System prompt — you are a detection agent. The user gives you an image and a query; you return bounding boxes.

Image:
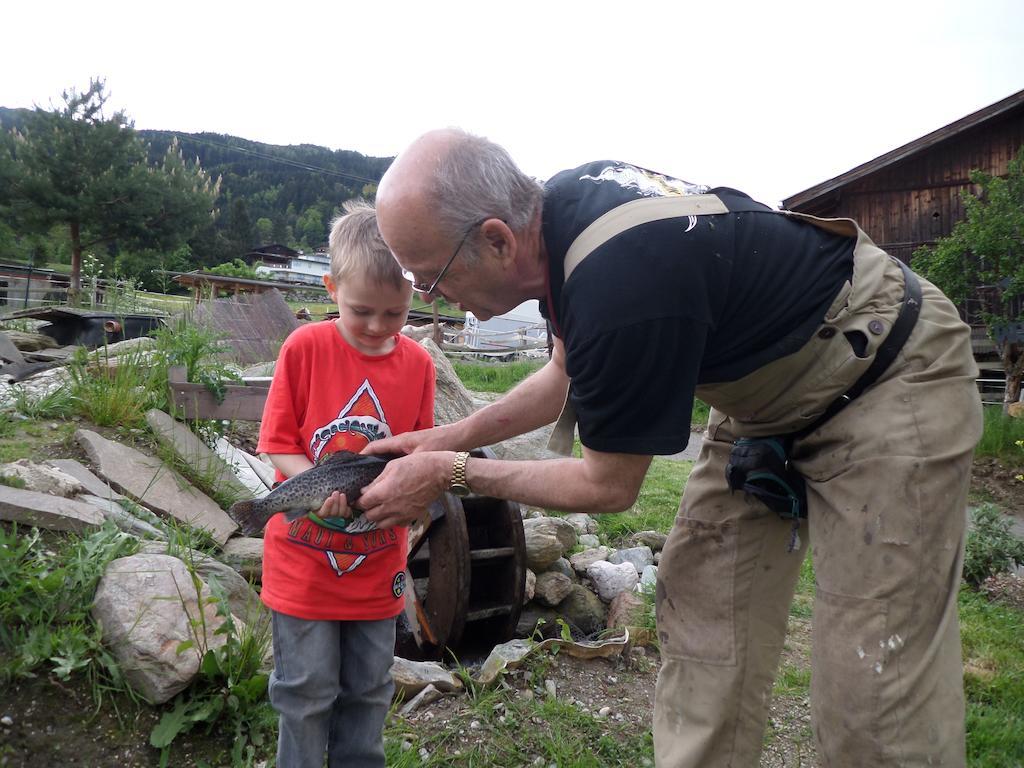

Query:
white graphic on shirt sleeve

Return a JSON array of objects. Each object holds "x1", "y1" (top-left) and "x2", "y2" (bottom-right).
[{"x1": 579, "y1": 163, "x2": 710, "y2": 198}]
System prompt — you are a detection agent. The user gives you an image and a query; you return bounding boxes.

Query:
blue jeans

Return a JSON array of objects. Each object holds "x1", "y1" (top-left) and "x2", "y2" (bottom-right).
[{"x1": 269, "y1": 611, "x2": 396, "y2": 768}]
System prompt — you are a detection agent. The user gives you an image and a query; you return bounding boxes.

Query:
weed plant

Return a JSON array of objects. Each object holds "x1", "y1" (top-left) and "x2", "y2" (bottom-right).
[
  {"x1": 65, "y1": 345, "x2": 162, "y2": 429},
  {"x1": 149, "y1": 565, "x2": 274, "y2": 767},
  {"x1": 0, "y1": 522, "x2": 138, "y2": 702}
]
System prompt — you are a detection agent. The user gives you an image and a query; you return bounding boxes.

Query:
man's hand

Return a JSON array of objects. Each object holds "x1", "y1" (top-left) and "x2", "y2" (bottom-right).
[
  {"x1": 362, "y1": 423, "x2": 462, "y2": 457},
  {"x1": 359, "y1": 451, "x2": 452, "y2": 530}
]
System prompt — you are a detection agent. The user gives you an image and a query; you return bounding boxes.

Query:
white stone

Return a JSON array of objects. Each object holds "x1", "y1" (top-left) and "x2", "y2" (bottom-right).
[{"x1": 586, "y1": 560, "x2": 639, "y2": 602}]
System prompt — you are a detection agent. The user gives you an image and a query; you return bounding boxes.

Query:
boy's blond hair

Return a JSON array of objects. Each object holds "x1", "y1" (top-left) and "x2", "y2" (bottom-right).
[{"x1": 327, "y1": 199, "x2": 407, "y2": 290}]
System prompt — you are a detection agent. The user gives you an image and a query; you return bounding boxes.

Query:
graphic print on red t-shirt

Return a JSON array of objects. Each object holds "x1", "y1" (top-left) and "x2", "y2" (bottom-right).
[
  {"x1": 309, "y1": 379, "x2": 393, "y2": 462},
  {"x1": 291, "y1": 378, "x2": 398, "y2": 578}
]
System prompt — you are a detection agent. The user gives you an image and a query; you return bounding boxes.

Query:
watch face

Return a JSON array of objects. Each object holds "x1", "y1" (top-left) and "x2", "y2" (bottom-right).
[{"x1": 450, "y1": 483, "x2": 471, "y2": 498}]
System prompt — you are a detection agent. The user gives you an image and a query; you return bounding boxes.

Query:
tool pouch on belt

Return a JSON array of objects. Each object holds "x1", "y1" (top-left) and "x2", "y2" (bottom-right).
[{"x1": 725, "y1": 437, "x2": 808, "y2": 520}]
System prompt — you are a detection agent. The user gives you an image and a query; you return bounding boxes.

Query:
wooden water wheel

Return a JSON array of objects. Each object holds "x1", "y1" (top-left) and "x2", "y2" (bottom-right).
[{"x1": 396, "y1": 447, "x2": 527, "y2": 661}]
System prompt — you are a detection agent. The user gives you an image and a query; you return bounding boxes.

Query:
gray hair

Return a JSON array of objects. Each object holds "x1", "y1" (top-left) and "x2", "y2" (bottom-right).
[
  {"x1": 430, "y1": 130, "x2": 544, "y2": 256},
  {"x1": 327, "y1": 199, "x2": 407, "y2": 290}
]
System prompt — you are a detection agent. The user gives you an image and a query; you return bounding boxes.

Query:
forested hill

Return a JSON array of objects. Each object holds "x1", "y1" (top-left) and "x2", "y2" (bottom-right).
[
  {"x1": 0, "y1": 105, "x2": 393, "y2": 261},
  {"x1": 139, "y1": 129, "x2": 393, "y2": 233}
]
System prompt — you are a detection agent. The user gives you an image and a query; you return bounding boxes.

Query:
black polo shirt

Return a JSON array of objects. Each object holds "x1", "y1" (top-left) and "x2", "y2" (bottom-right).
[{"x1": 540, "y1": 160, "x2": 854, "y2": 455}]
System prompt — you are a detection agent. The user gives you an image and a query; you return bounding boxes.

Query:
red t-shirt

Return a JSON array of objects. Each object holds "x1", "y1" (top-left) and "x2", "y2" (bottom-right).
[{"x1": 256, "y1": 321, "x2": 435, "y2": 620}]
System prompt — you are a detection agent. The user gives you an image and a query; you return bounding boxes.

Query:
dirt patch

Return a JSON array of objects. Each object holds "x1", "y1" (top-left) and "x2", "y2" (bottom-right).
[{"x1": 971, "y1": 456, "x2": 1024, "y2": 518}]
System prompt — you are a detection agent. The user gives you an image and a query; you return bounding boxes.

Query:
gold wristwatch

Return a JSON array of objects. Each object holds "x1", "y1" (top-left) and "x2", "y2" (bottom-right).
[{"x1": 449, "y1": 451, "x2": 471, "y2": 497}]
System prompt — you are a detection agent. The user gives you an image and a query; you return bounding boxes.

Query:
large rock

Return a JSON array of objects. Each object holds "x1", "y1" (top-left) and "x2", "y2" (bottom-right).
[
  {"x1": 533, "y1": 571, "x2": 574, "y2": 607},
  {"x1": 608, "y1": 546, "x2": 655, "y2": 573},
  {"x1": 139, "y1": 543, "x2": 263, "y2": 624},
  {"x1": 587, "y1": 560, "x2": 640, "y2": 603},
  {"x1": 515, "y1": 604, "x2": 561, "y2": 638},
  {"x1": 629, "y1": 530, "x2": 669, "y2": 552},
  {"x1": 221, "y1": 537, "x2": 265, "y2": 582},
  {"x1": 563, "y1": 513, "x2": 599, "y2": 535},
  {"x1": 0, "y1": 484, "x2": 104, "y2": 533},
  {"x1": 4, "y1": 330, "x2": 58, "y2": 352},
  {"x1": 0, "y1": 460, "x2": 83, "y2": 497},
  {"x1": 75, "y1": 429, "x2": 237, "y2": 545},
  {"x1": 569, "y1": 546, "x2": 613, "y2": 575},
  {"x1": 524, "y1": 568, "x2": 536, "y2": 603},
  {"x1": 389, "y1": 657, "x2": 463, "y2": 700},
  {"x1": 419, "y1": 338, "x2": 475, "y2": 426},
  {"x1": 92, "y1": 554, "x2": 230, "y2": 704},
  {"x1": 545, "y1": 557, "x2": 578, "y2": 582},
  {"x1": 146, "y1": 410, "x2": 253, "y2": 504},
  {"x1": 45, "y1": 459, "x2": 129, "y2": 501},
  {"x1": 557, "y1": 584, "x2": 608, "y2": 636},
  {"x1": 79, "y1": 494, "x2": 166, "y2": 539},
  {"x1": 523, "y1": 516, "x2": 577, "y2": 571},
  {"x1": 606, "y1": 590, "x2": 646, "y2": 630}
]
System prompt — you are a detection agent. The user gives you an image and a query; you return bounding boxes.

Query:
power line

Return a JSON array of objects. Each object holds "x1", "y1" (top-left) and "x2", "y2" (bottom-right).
[{"x1": 147, "y1": 130, "x2": 385, "y2": 186}]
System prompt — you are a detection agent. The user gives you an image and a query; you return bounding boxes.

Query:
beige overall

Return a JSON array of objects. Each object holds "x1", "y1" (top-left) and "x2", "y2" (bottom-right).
[{"x1": 551, "y1": 199, "x2": 981, "y2": 767}]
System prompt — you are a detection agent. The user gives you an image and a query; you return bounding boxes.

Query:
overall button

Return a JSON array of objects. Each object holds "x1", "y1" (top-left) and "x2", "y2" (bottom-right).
[
  {"x1": 818, "y1": 327, "x2": 836, "y2": 339},
  {"x1": 868, "y1": 320, "x2": 885, "y2": 335}
]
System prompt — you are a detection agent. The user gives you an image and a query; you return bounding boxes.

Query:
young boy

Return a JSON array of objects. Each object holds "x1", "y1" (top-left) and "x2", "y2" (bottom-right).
[{"x1": 256, "y1": 199, "x2": 435, "y2": 768}]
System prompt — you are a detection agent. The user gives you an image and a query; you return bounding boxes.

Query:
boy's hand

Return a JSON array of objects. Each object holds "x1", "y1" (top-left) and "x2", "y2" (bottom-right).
[{"x1": 317, "y1": 490, "x2": 353, "y2": 520}]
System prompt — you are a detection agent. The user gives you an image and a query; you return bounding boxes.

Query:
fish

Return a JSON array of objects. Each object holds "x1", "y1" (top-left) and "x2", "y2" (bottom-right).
[{"x1": 227, "y1": 450, "x2": 393, "y2": 536}]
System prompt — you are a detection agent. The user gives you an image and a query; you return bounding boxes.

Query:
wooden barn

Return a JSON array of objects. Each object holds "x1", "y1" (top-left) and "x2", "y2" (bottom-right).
[
  {"x1": 783, "y1": 88, "x2": 1024, "y2": 266},
  {"x1": 783, "y1": 88, "x2": 1024, "y2": 403}
]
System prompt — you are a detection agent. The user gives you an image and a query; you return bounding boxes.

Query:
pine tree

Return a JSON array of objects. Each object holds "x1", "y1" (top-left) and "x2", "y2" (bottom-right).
[{"x1": 0, "y1": 78, "x2": 218, "y2": 299}]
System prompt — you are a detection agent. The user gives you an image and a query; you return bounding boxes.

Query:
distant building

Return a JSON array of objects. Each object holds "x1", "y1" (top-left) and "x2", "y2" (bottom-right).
[
  {"x1": 256, "y1": 251, "x2": 331, "y2": 286},
  {"x1": 464, "y1": 300, "x2": 548, "y2": 352},
  {"x1": 242, "y1": 244, "x2": 301, "y2": 268}
]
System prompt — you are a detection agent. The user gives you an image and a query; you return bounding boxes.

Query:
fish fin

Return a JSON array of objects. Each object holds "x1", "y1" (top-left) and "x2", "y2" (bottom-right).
[
  {"x1": 228, "y1": 499, "x2": 269, "y2": 537},
  {"x1": 316, "y1": 450, "x2": 361, "y2": 466},
  {"x1": 282, "y1": 507, "x2": 311, "y2": 522}
]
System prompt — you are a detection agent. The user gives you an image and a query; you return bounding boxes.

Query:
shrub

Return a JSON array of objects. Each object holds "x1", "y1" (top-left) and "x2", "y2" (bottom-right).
[{"x1": 963, "y1": 504, "x2": 1024, "y2": 586}]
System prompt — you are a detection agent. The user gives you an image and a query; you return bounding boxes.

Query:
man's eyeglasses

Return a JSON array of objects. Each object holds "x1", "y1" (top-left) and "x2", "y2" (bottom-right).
[{"x1": 401, "y1": 218, "x2": 488, "y2": 298}]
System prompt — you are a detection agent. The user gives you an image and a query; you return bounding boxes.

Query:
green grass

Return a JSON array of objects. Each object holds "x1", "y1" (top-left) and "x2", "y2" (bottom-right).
[
  {"x1": 0, "y1": 522, "x2": 139, "y2": 698},
  {"x1": 594, "y1": 456, "x2": 692, "y2": 542},
  {"x1": 960, "y1": 588, "x2": 1024, "y2": 766},
  {"x1": 975, "y1": 405, "x2": 1024, "y2": 459},
  {"x1": 451, "y1": 360, "x2": 544, "y2": 393}
]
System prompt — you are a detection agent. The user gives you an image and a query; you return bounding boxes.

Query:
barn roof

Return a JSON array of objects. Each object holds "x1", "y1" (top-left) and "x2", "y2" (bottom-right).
[{"x1": 783, "y1": 88, "x2": 1024, "y2": 210}]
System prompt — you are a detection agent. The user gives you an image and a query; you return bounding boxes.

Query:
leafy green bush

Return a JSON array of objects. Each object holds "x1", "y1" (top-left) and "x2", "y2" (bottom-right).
[
  {"x1": 151, "y1": 315, "x2": 243, "y2": 405},
  {"x1": 963, "y1": 504, "x2": 1024, "y2": 586}
]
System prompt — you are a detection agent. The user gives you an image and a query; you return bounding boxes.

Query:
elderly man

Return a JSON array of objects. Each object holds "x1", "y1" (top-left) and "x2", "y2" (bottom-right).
[{"x1": 358, "y1": 128, "x2": 981, "y2": 768}]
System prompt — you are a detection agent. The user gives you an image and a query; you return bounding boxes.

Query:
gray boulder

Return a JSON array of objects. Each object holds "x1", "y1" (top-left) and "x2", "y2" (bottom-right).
[
  {"x1": 587, "y1": 560, "x2": 640, "y2": 603},
  {"x1": 533, "y1": 571, "x2": 574, "y2": 607},
  {"x1": 557, "y1": 584, "x2": 608, "y2": 637},
  {"x1": 523, "y1": 516, "x2": 577, "y2": 571},
  {"x1": 609, "y1": 546, "x2": 655, "y2": 573},
  {"x1": 92, "y1": 554, "x2": 230, "y2": 704}
]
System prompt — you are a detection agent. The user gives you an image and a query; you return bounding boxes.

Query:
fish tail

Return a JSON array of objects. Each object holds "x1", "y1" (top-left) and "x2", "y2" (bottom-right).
[{"x1": 227, "y1": 499, "x2": 270, "y2": 537}]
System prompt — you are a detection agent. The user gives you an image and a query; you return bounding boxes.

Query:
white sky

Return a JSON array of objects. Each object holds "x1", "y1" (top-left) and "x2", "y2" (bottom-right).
[{"x1": 4, "y1": 0, "x2": 1023, "y2": 208}]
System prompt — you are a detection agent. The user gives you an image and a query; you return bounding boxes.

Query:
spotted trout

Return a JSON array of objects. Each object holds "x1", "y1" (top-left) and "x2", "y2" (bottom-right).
[{"x1": 228, "y1": 450, "x2": 394, "y2": 536}]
